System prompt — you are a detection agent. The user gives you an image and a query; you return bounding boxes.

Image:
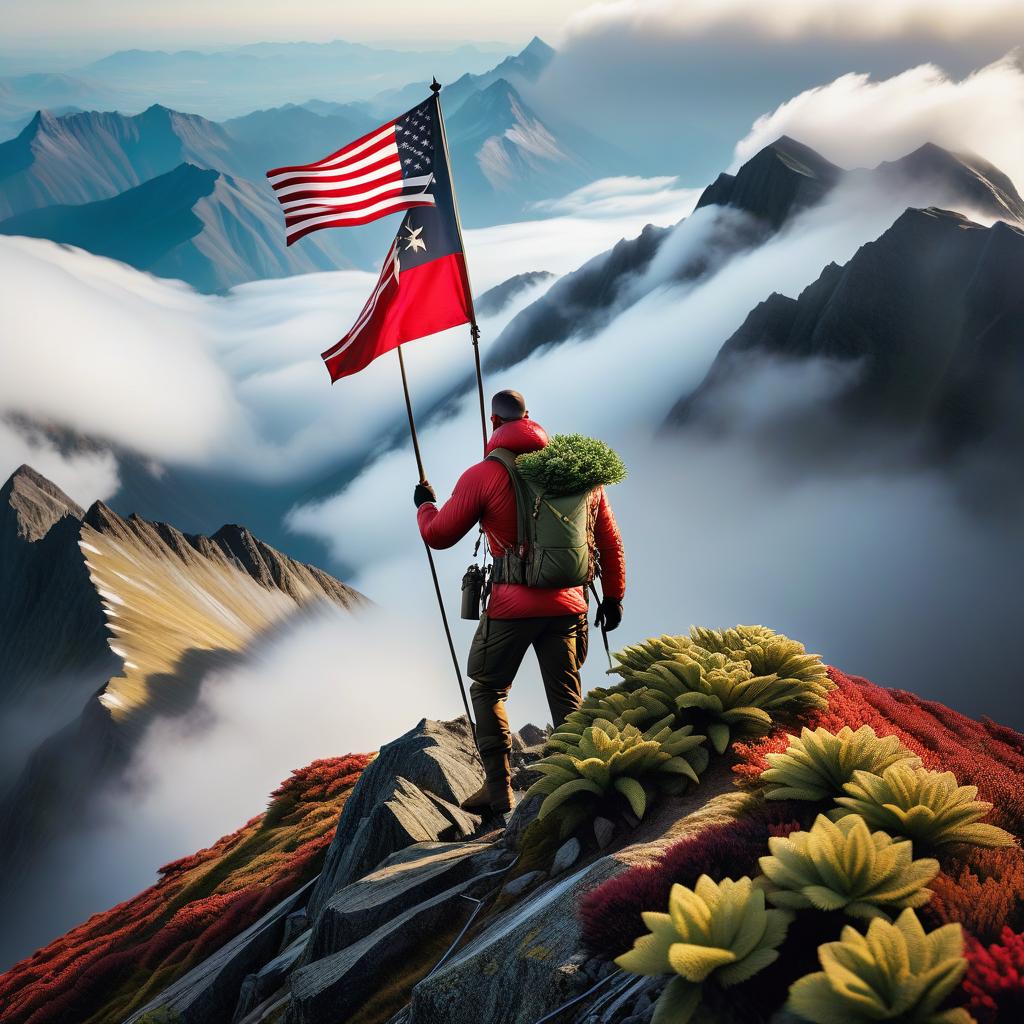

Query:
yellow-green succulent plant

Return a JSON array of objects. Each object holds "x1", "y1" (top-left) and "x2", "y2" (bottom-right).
[
  {"x1": 526, "y1": 717, "x2": 708, "y2": 824},
  {"x1": 831, "y1": 764, "x2": 1016, "y2": 850},
  {"x1": 610, "y1": 634, "x2": 693, "y2": 685},
  {"x1": 546, "y1": 687, "x2": 670, "y2": 751},
  {"x1": 759, "y1": 814, "x2": 939, "y2": 920},
  {"x1": 786, "y1": 908, "x2": 972, "y2": 1024},
  {"x1": 615, "y1": 875, "x2": 793, "y2": 1024},
  {"x1": 760, "y1": 725, "x2": 922, "y2": 802}
]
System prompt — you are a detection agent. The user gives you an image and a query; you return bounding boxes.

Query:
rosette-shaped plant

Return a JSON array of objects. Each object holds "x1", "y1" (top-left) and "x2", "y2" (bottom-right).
[
  {"x1": 761, "y1": 725, "x2": 922, "y2": 802},
  {"x1": 546, "y1": 687, "x2": 670, "y2": 751},
  {"x1": 786, "y1": 908, "x2": 971, "y2": 1023},
  {"x1": 832, "y1": 764, "x2": 1016, "y2": 850},
  {"x1": 610, "y1": 634, "x2": 692, "y2": 685},
  {"x1": 689, "y1": 624, "x2": 779, "y2": 654},
  {"x1": 615, "y1": 875, "x2": 793, "y2": 1024},
  {"x1": 759, "y1": 814, "x2": 939, "y2": 920},
  {"x1": 526, "y1": 717, "x2": 708, "y2": 824}
]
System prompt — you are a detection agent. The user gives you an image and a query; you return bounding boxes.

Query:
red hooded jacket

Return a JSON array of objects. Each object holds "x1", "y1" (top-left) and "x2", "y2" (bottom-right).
[{"x1": 417, "y1": 418, "x2": 626, "y2": 619}]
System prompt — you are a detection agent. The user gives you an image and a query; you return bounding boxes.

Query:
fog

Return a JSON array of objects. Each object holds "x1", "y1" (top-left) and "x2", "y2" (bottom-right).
[{"x1": 0, "y1": 175, "x2": 695, "y2": 500}]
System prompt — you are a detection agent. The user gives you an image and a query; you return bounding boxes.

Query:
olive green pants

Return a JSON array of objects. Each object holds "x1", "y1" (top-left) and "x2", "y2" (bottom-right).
[{"x1": 467, "y1": 612, "x2": 588, "y2": 756}]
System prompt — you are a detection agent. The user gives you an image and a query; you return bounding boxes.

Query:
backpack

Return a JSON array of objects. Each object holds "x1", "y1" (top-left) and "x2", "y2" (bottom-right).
[{"x1": 487, "y1": 447, "x2": 598, "y2": 589}]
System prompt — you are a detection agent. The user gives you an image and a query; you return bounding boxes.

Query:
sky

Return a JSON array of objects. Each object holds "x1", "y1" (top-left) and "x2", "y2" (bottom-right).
[{"x1": 0, "y1": 0, "x2": 588, "y2": 50}]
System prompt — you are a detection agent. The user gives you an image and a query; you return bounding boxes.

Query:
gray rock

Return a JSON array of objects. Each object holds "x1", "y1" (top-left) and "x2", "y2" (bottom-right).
[
  {"x1": 501, "y1": 792, "x2": 542, "y2": 849},
  {"x1": 280, "y1": 909, "x2": 307, "y2": 950},
  {"x1": 594, "y1": 817, "x2": 616, "y2": 849},
  {"x1": 123, "y1": 878, "x2": 315, "y2": 1024},
  {"x1": 287, "y1": 875, "x2": 485, "y2": 1024},
  {"x1": 307, "y1": 840, "x2": 494, "y2": 960},
  {"x1": 550, "y1": 837, "x2": 581, "y2": 876},
  {"x1": 517, "y1": 722, "x2": 547, "y2": 746},
  {"x1": 308, "y1": 717, "x2": 483, "y2": 916},
  {"x1": 501, "y1": 869, "x2": 545, "y2": 897}
]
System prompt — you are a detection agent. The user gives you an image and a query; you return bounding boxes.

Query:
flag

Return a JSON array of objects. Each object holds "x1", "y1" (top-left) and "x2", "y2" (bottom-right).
[
  {"x1": 266, "y1": 100, "x2": 440, "y2": 246},
  {"x1": 317, "y1": 99, "x2": 473, "y2": 382}
]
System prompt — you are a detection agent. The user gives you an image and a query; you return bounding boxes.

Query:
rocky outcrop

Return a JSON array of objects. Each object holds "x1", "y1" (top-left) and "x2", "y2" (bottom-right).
[{"x1": 308, "y1": 716, "x2": 485, "y2": 917}]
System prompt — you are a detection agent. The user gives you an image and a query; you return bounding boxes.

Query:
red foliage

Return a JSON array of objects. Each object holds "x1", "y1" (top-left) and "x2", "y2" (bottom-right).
[
  {"x1": 578, "y1": 802, "x2": 805, "y2": 960},
  {"x1": 0, "y1": 752, "x2": 370, "y2": 1024},
  {"x1": 923, "y1": 847, "x2": 1024, "y2": 944},
  {"x1": 963, "y1": 927, "x2": 1024, "y2": 1024}
]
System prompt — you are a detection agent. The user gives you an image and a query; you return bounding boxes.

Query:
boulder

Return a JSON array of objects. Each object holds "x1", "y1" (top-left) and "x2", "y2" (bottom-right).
[
  {"x1": 308, "y1": 717, "x2": 484, "y2": 916},
  {"x1": 307, "y1": 840, "x2": 496, "y2": 960},
  {"x1": 287, "y1": 875, "x2": 489, "y2": 1024},
  {"x1": 550, "y1": 837, "x2": 581, "y2": 876}
]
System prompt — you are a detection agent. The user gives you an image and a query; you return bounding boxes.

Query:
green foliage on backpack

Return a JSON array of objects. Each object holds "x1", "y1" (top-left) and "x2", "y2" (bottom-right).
[
  {"x1": 615, "y1": 875, "x2": 793, "y2": 1024},
  {"x1": 515, "y1": 433, "x2": 626, "y2": 495},
  {"x1": 786, "y1": 909, "x2": 972, "y2": 1024},
  {"x1": 759, "y1": 813, "x2": 939, "y2": 921},
  {"x1": 761, "y1": 725, "x2": 922, "y2": 802},
  {"x1": 831, "y1": 764, "x2": 1016, "y2": 850}
]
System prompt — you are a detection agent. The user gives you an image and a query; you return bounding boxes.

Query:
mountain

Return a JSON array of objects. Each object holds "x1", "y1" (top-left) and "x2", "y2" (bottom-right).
[
  {"x1": 0, "y1": 465, "x2": 366, "y2": 964},
  {"x1": 0, "y1": 466, "x2": 118, "y2": 783},
  {"x1": 446, "y1": 78, "x2": 627, "y2": 225},
  {"x1": 3, "y1": 624, "x2": 1020, "y2": 1024},
  {"x1": 0, "y1": 104, "x2": 246, "y2": 219},
  {"x1": 0, "y1": 161, "x2": 360, "y2": 290},
  {"x1": 670, "y1": 206, "x2": 1024, "y2": 457},
  {"x1": 71, "y1": 41, "x2": 511, "y2": 120},
  {"x1": 486, "y1": 136, "x2": 1024, "y2": 371},
  {"x1": 695, "y1": 135, "x2": 842, "y2": 228}
]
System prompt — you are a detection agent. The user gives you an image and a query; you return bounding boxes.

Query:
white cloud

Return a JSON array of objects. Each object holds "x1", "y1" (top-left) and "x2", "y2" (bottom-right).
[
  {"x1": 0, "y1": 176, "x2": 691, "y2": 487},
  {"x1": 530, "y1": 176, "x2": 701, "y2": 219},
  {"x1": 0, "y1": 418, "x2": 120, "y2": 507},
  {"x1": 568, "y1": 0, "x2": 1024, "y2": 43},
  {"x1": 733, "y1": 54, "x2": 1024, "y2": 191}
]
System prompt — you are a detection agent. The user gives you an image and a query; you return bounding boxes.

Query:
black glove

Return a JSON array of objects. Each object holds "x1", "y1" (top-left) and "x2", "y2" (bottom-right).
[
  {"x1": 595, "y1": 597, "x2": 623, "y2": 632},
  {"x1": 414, "y1": 480, "x2": 437, "y2": 508}
]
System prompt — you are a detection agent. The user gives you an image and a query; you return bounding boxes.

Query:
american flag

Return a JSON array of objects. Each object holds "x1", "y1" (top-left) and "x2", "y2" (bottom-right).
[{"x1": 266, "y1": 101, "x2": 438, "y2": 246}]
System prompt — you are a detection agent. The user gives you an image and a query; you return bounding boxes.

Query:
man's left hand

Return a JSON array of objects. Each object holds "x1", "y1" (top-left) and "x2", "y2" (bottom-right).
[{"x1": 414, "y1": 481, "x2": 437, "y2": 508}]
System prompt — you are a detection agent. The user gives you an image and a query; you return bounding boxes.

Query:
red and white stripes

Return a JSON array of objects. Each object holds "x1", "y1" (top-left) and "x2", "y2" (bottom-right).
[{"x1": 267, "y1": 121, "x2": 435, "y2": 245}]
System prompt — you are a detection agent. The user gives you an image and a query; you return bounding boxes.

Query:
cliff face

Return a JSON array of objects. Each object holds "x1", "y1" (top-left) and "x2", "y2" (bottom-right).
[
  {"x1": 0, "y1": 465, "x2": 366, "y2": 967},
  {"x1": 670, "y1": 208, "x2": 1024, "y2": 455},
  {"x1": 7, "y1": 625, "x2": 1017, "y2": 1024}
]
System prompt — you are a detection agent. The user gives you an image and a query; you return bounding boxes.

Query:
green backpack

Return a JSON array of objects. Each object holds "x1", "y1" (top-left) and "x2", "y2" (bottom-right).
[{"x1": 487, "y1": 447, "x2": 598, "y2": 589}]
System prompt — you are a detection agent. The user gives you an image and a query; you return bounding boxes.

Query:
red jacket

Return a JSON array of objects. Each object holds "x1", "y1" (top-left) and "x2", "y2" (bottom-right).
[{"x1": 417, "y1": 418, "x2": 626, "y2": 619}]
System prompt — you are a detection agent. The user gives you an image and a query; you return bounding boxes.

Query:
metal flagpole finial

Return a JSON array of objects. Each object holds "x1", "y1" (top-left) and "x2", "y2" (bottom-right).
[{"x1": 430, "y1": 77, "x2": 441, "y2": 94}]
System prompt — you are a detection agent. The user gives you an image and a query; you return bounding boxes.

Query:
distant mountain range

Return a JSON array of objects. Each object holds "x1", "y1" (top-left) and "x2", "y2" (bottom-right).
[
  {"x1": 0, "y1": 38, "x2": 633, "y2": 288},
  {"x1": 486, "y1": 135, "x2": 1024, "y2": 371},
  {"x1": 0, "y1": 464, "x2": 365, "y2": 965}
]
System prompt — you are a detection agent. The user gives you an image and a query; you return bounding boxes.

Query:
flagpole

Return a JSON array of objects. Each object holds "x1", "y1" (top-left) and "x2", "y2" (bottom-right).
[
  {"x1": 431, "y1": 78, "x2": 488, "y2": 452},
  {"x1": 396, "y1": 346, "x2": 477, "y2": 738}
]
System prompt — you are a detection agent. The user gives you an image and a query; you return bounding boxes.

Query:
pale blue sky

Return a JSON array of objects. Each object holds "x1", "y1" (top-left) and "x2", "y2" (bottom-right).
[{"x1": 2, "y1": 0, "x2": 592, "y2": 50}]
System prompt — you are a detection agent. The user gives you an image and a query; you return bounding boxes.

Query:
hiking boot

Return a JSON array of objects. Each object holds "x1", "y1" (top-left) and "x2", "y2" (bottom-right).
[{"x1": 461, "y1": 750, "x2": 513, "y2": 816}]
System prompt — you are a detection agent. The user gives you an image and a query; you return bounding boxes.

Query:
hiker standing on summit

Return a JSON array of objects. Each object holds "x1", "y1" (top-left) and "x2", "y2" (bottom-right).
[{"x1": 414, "y1": 389, "x2": 626, "y2": 816}]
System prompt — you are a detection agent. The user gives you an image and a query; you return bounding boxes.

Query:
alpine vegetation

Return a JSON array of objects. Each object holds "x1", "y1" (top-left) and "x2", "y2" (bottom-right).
[
  {"x1": 615, "y1": 875, "x2": 793, "y2": 1024},
  {"x1": 831, "y1": 765, "x2": 1017, "y2": 850},
  {"x1": 525, "y1": 716, "x2": 708, "y2": 826},
  {"x1": 515, "y1": 433, "x2": 626, "y2": 495},
  {"x1": 786, "y1": 909, "x2": 971, "y2": 1024},
  {"x1": 760, "y1": 724, "x2": 922, "y2": 802},
  {"x1": 759, "y1": 814, "x2": 940, "y2": 920}
]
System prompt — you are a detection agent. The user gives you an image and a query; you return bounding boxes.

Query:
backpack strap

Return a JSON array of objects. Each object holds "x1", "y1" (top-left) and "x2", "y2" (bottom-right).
[{"x1": 486, "y1": 447, "x2": 534, "y2": 583}]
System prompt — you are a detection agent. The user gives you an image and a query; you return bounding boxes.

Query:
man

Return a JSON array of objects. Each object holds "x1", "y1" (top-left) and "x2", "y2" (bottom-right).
[{"x1": 414, "y1": 389, "x2": 626, "y2": 815}]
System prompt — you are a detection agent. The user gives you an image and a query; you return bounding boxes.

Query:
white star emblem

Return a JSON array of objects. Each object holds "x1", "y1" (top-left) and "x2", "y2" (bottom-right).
[{"x1": 403, "y1": 225, "x2": 426, "y2": 253}]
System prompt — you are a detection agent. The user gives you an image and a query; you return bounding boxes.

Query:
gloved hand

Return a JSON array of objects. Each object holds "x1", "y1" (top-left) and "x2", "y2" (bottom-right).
[
  {"x1": 595, "y1": 597, "x2": 623, "y2": 632},
  {"x1": 414, "y1": 480, "x2": 437, "y2": 508}
]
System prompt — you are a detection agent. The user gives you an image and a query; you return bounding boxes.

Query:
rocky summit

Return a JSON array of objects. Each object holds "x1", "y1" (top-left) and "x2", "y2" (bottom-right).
[{"x1": 2, "y1": 625, "x2": 1021, "y2": 1024}]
